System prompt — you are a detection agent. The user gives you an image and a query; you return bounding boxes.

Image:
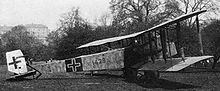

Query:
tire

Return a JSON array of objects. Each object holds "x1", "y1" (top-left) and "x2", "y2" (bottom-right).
[
  {"x1": 123, "y1": 67, "x2": 138, "y2": 82},
  {"x1": 143, "y1": 70, "x2": 159, "y2": 82}
]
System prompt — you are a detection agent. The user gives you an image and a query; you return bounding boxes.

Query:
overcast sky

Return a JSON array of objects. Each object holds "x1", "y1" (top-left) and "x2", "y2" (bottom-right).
[
  {"x1": 0, "y1": 0, "x2": 111, "y2": 30},
  {"x1": 1, "y1": 0, "x2": 220, "y2": 30}
]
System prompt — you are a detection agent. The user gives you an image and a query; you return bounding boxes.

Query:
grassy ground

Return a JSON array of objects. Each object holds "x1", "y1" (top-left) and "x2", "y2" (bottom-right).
[{"x1": 1, "y1": 65, "x2": 220, "y2": 91}]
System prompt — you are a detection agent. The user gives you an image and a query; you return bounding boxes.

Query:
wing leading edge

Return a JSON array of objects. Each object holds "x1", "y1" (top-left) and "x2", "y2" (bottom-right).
[{"x1": 77, "y1": 10, "x2": 207, "y2": 49}]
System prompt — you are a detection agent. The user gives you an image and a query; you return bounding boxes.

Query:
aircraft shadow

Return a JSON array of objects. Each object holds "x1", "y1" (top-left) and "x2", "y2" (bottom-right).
[
  {"x1": 125, "y1": 78, "x2": 200, "y2": 90},
  {"x1": 40, "y1": 73, "x2": 200, "y2": 90},
  {"x1": 5, "y1": 78, "x2": 33, "y2": 82},
  {"x1": 5, "y1": 73, "x2": 200, "y2": 90},
  {"x1": 84, "y1": 73, "x2": 123, "y2": 78},
  {"x1": 38, "y1": 73, "x2": 123, "y2": 81}
]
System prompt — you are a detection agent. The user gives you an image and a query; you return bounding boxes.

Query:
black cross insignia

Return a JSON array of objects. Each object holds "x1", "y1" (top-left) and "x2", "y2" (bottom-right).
[
  {"x1": 9, "y1": 57, "x2": 21, "y2": 69},
  {"x1": 65, "y1": 58, "x2": 83, "y2": 72}
]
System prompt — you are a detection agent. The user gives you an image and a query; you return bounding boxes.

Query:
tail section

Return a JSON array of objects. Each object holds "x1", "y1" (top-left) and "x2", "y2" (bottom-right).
[
  {"x1": 6, "y1": 50, "x2": 41, "y2": 80},
  {"x1": 6, "y1": 50, "x2": 27, "y2": 74}
]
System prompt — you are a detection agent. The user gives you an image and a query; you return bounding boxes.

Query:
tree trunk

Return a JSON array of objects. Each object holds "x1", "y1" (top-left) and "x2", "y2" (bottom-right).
[{"x1": 196, "y1": 15, "x2": 204, "y2": 55}]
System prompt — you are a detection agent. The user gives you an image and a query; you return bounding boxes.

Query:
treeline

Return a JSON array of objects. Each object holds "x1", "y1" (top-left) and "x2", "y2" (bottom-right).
[{"x1": 0, "y1": 0, "x2": 220, "y2": 64}]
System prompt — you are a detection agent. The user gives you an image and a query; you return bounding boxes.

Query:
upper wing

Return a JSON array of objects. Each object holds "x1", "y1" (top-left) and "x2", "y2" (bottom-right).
[{"x1": 77, "y1": 10, "x2": 207, "y2": 49}]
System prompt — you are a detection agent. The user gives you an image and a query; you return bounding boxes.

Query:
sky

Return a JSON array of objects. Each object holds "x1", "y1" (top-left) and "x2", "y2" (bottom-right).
[
  {"x1": 0, "y1": 0, "x2": 111, "y2": 30},
  {"x1": 1, "y1": 0, "x2": 220, "y2": 30}
]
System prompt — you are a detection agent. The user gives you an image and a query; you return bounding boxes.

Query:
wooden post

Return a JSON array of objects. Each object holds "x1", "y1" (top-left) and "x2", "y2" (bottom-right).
[
  {"x1": 117, "y1": 40, "x2": 121, "y2": 48},
  {"x1": 160, "y1": 29, "x2": 167, "y2": 63},
  {"x1": 154, "y1": 31, "x2": 158, "y2": 50},
  {"x1": 121, "y1": 40, "x2": 124, "y2": 47},
  {"x1": 141, "y1": 34, "x2": 145, "y2": 45},
  {"x1": 107, "y1": 43, "x2": 111, "y2": 50},
  {"x1": 148, "y1": 32, "x2": 154, "y2": 63},
  {"x1": 176, "y1": 22, "x2": 181, "y2": 57},
  {"x1": 166, "y1": 30, "x2": 172, "y2": 58},
  {"x1": 196, "y1": 15, "x2": 204, "y2": 55},
  {"x1": 126, "y1": 38, "x2": 129, "y2": 47},
  {"x1": 99, "y1": 45, "x2": 102, "y2": 52},
  {"x1": 88, "y1": 47, "x2": 92, "y2": 54}
]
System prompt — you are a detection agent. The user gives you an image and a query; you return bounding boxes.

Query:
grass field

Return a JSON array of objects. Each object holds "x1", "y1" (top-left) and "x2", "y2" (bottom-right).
[{"x1": 1, "y1": 65, "x2": 220, "y2": 91}]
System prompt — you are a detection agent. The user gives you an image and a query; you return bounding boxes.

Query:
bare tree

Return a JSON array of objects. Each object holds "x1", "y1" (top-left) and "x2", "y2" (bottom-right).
[
  {"x1": 164, "y1": 0, "x2": 219, "y2": 25},
  {"x1": 55, "y1": 7, "x2": 95, "y2": 59},
  {"x1": 58, "y1": 7, "x2": 86, "y2": 33},
  {"x1": 110, "y1": 0, "x2": 162, "y2": 32},
  {"x1": 163, "y1": 0, "x2": 220, "y2": 55},
  {"x1": 98, "y1": 13, "x2": 112, "y2": 26},
  {"x1": 164, "y1": 0, "x2": 185, "y2": 18}
]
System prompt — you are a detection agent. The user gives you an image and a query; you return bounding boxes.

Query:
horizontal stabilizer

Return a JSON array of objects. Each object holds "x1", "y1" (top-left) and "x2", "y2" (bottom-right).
[{"x1": 9, "y1": 70, "x2": 36, "y2": 80}]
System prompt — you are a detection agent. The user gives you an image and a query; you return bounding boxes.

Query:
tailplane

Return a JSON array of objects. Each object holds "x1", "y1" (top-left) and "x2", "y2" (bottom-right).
[{"x1": 6, "y1": 50, "x2": 41, "y2": 80}]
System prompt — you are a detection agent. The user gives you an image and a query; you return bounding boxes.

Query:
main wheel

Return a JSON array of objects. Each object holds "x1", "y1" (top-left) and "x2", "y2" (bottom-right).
[
  {"x1": 143, "y1": 70, "x2": 160, "y2": 82},
  {"x1": 123, "y1": 67, "x2": 138, "y2": 82}
]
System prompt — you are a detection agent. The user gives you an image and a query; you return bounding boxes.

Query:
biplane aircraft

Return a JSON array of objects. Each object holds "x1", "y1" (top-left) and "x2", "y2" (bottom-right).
[{"x1": 6, "y1": 10, "x2": 215, "y2": 81}]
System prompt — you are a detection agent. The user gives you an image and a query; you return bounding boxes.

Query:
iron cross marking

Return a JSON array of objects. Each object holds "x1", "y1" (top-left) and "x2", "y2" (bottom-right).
[
  {"x1": 65, "y1": 58, "x2": 83, "y2": 72},
  {"x1": 9, "y1": 57, "x2": 21, "y2": 69}
]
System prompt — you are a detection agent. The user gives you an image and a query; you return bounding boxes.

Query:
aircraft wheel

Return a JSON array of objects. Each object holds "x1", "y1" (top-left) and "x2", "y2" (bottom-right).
[
  {"x1": 143, "y1": 71, "x2": 159, "y2": 82},
  {"x1": 137, "y1": 71, "x2": 145, "y2": 83},
  {"x1": 154, "y1": 71, "x2": 160, "y2": 79},
  {"x1": 123, "y1": 67, "x2": 138, "y2": 82}
]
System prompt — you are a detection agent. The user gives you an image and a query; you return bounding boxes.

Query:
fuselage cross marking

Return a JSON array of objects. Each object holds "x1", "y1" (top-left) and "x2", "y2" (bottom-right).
[
  {"x1": 9, "y1": 57, "x2": 21, "y2": 69},
  {"x1": 67, "y1": 59, "x2": 81, "y2": 72}
]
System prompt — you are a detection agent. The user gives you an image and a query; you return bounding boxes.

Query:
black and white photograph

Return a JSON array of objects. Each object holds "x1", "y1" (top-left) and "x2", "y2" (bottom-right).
[{"x1": 0, "y1": 0, "x2": 220, "y2": 91}]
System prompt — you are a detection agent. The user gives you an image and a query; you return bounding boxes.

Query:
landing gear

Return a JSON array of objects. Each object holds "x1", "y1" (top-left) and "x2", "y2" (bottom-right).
[
  {"x1": 26, "y1": 63, "x2": 42, "y2": 79},
  {"x1": 123, "y1": 68, "x2": 138, "y2": 82},
  {"x1": 123, "y1": 68, "x2": 160, "y2": 83},
  {"x1": 138, "y1": 70, "x2": 160, "y2": 83}
]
